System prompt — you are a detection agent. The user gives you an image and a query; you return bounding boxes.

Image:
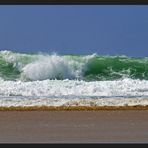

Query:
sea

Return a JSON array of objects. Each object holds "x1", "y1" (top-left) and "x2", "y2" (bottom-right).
[{"x1": 0, "y1": 50, "x2": 148, "y2": 107}]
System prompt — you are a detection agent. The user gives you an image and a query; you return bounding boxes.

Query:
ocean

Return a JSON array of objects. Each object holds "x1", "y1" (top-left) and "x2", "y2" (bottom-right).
[{"x1": 0, "y1": 50, "x2": 148, "y2": 107}]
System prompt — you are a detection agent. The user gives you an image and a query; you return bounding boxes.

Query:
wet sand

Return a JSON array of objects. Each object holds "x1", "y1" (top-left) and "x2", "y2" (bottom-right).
[{"x1": 0, "y1": 110, "x2": 148, "y2": 143}]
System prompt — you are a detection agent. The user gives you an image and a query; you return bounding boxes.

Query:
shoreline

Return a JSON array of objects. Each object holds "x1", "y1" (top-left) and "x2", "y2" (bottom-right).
[{"x1": 0, "y1": 105, "x2": 148, "y2": 111}]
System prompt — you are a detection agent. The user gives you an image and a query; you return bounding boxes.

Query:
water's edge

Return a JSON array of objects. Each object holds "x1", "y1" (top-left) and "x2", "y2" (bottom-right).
[{"x1": 0, "y1": 105, "x2": 148, "y2": 111}]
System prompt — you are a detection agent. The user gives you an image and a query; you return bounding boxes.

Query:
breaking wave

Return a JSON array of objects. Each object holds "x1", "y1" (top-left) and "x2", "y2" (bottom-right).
[{"x1": 1, "y1": 50, "x2": 148, "y2": 81}]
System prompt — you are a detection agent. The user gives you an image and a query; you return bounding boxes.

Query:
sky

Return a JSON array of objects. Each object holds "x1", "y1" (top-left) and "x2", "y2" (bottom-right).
[{"x1": 0, "y1": 5, "x2": 148, "y2": 57}]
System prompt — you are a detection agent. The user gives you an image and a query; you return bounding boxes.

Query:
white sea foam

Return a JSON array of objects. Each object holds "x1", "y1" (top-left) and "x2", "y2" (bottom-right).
[
  {"x1": 0, "y1": 97, "x2": 148, "y2": 107},
  {"x1": 0, "y1": 78, "x2": 148, "y2": 107},
  {"x1": 21, "y1": 54, "x2": 74, "y2": 80},
  {"x1": 21, "y1": 53, "x2": 97, "y2": 81}
]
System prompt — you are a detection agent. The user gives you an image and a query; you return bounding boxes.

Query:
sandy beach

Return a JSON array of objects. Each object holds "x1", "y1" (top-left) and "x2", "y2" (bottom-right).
[{"x1": 0, "y1": 109, "x2": 148, "y2": 143}]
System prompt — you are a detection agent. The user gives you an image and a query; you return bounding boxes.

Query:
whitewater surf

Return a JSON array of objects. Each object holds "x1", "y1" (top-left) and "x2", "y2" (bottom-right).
[{"x1": 0, "y1": 50, "x2": 148, "y2": 108}]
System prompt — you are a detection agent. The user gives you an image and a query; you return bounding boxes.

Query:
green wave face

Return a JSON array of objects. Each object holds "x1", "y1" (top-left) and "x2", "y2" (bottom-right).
[
  {"x1": 0, "y1": 50, "x2": 148, "y2": 81},
  {"x1": 83, "y1": 56, "x2": 148, "y2": 80},
  {"x1": 0, "y1": 58, "x2": 20, "y2": 80},
  {"x1": 0, "y1": 50, "x2": 38, "y2": 80}
]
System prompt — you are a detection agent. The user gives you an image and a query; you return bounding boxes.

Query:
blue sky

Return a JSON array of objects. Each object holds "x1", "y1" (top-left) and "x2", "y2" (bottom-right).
[{"x1": 0, "y1": 5, "x2": 148, "y2": 57}]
